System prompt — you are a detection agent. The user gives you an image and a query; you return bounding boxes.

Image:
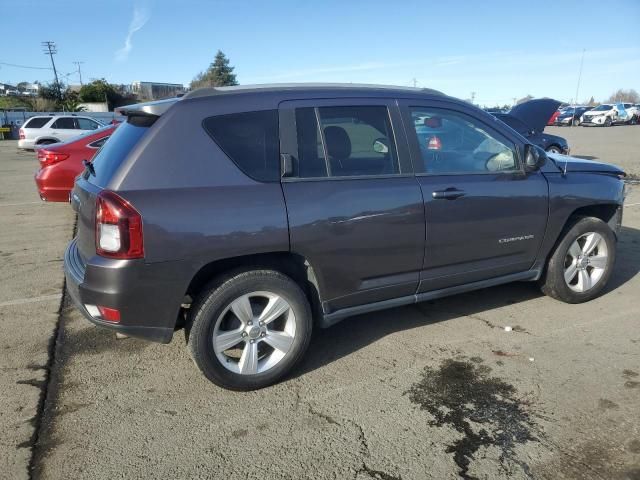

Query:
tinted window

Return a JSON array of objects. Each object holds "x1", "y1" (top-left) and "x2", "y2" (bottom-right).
[
  {"x1": 77, "y1": 118, "x2": 99, "y2": 130},
  {"x1": 295, "y1": 106, "x2": 399, "y2": 178},
  {"x1": 410, "y1": 108, "x2": 517, "y2": 174},
  {"x1": 88, "y1": 121, "x2": 149, "y2": 186},
  {"x1": 89, "y1": 136, "x2": 110, "y2": 149},
  {"x1": 52, "y1": 117, "x2": 76, "y2": 129},
  {"x1": 203, "y1": 110, "x2": 279, "y2": 182},
  {"x1": 24, "y1": 117, "x2": 50, "y2": 129}
]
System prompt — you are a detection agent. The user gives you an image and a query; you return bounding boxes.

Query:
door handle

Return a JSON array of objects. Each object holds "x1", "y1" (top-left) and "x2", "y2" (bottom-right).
[{"x1": 432, "y1": 188, "x2": 465, "y2": 200}]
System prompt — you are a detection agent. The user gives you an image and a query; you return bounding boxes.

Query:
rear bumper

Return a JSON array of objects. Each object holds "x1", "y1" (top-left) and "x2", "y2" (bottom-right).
[
  {"x1": 18, "y1": 139, "x2": 35, "y2": 149},
  {"x1": 63, "y1": 238, "x2": 187, "y2": 344},
  {"x1": 34, "y1": 170, "x2": 71, "y2": 202}
]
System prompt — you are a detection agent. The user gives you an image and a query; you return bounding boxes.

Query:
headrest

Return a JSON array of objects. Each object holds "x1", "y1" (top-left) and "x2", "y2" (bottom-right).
[
  {"x1": 324, "y1": 126, "x2": 351, "y2": 159},
  {"x1": 424, "y1": 116, "x2": 442, "y2": 128}
]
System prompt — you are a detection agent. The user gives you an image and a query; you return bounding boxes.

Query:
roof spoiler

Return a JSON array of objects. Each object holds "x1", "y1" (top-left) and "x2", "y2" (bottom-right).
[{"x1": 115, "y1": 97, "x2": 180, "y2": 118}]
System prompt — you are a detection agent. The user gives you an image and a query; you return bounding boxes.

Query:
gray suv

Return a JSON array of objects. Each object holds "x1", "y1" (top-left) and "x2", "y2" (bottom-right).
[{"x1": 64, "y1": 84, "x2": 625, "y2": 390}]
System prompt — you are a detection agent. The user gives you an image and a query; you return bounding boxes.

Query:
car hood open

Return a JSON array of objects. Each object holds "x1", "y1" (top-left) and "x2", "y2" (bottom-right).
[
  {"x1": 509, "y1": 98, "x2": 562, "y2": 133},
  {"x1": 547, "y1": 153, "x2": 625, "y2": 176}
]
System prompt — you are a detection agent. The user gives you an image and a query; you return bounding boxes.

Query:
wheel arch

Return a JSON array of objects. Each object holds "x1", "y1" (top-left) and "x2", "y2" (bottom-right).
[{"x1": 185, "y1": 252, "x2": 324, "y2": 323}]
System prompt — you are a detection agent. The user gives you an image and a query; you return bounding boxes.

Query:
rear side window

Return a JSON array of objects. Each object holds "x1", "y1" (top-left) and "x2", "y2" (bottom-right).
[
  {"x1": 89, "y1": 136, "x2": 110, "y2": 149},
  {"x1": 294, "y1": 106, "x2": 399, "y2": 178},
  {"x1": 52, "y1": 117, "x2": 76, "y2": 129},
  {"x1": 88, "y1": 121, "x2": 149, "y2": 186},
  {"x1": 203, "y1": 110, "x2": 279, "y2": 182},
  {"x1": 24, "y1": 117, "x2": 50, "y2": 129},
  {"x1": 77, "y1": 118, "x2": 99, "y2": 130}
]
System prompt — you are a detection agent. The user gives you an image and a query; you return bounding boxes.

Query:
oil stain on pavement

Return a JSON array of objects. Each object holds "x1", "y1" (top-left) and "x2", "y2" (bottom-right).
[{"x1": 406, "y1": 358, "x2": 539, "y2": 479}]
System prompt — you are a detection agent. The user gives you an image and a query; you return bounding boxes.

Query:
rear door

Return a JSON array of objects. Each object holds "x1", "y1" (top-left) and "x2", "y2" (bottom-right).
[
  {"x1": 71, "y1": 119, "x2": 153, "y2": 262},
  {"x1": 400, "y1": 100, "x2": 548, "y2": 292},
  {"x1": 279, "y1": 99, "x2": 425, "y2": 312},
  {"x1": 50, "y1": 117, "x2": 78, "y2": 141}
]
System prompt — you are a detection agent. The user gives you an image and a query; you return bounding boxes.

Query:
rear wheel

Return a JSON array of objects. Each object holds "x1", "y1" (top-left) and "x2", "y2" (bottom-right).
[
  {"x1": 188, "y1": 269, "x2": 312, "y2": 390},
  {"x1": 572, "y1": 117, "x2": 581, "y2": 126},
  {"x1": 540, "y1": 217, "x2": 616, "y2": 303}
]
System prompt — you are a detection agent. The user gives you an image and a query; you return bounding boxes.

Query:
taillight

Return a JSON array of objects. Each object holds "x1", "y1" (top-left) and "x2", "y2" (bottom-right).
[
  {"x1": 95, "y1": 190, "x2": 144, "y2": 259},
  {"x1": 37, "y1": 149, "x2": 69, "y2": 167},
  {"x1": 19, "y1": 129, "x2": 25, "y2": 139}
]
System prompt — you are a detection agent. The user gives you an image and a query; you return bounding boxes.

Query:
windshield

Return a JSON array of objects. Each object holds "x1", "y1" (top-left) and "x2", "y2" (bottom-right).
[{"x1": 592, "y1": 105, "x2": 612, "y2": 111}]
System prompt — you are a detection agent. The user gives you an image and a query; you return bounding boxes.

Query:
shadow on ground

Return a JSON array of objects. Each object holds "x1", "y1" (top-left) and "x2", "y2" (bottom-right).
[{"x1": 298, "y1": 225, "x2": 640, "y2": 376}]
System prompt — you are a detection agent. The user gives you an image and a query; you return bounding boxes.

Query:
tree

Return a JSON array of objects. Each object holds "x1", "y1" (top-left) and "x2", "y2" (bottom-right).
[
  {"x1": 79, "y1": 79, "x2": 118, "y2": 103},
  {"x1": 39, "y1": 81, "x2": 65, "y2": 101},
  {"x1": 16, "y1": 81, "x2": 29, "y2": 91},
  {"x1": 60, "y1": 92, "x2": 87, "y2": 112},
  {"x1": 190, "y1": 50, "x2": 238, "y2": 89},
  {"x1": 606, "y1": 88, "x2": 640, "y2": 103}
]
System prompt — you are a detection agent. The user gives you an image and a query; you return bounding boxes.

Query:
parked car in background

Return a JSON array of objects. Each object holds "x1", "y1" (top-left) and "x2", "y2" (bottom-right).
[
  {"x1": 623, "y1": 103, "x2": 639, "y2": 124},
  {"x1": 493, "y1": 99, "x2": 570, "y2": 154},
  {"x1": 18, "y1": 115, "x2": 104, "y2": 149},
  {"x1": 34, "y1": 124, "x2": 116, "y2": 202},
  {"x1": 554, "y1": 106, "x2": 593, "y2": 126},
  {"x1": 64, "y1": 85, "x2": 624, "y2": 390},
  {"x1": 581, "y1": 103, "x2": 631, "y2": 126}
]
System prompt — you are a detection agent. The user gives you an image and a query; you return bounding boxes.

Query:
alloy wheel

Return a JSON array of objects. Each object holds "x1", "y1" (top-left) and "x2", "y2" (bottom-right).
[
  {"x1": 563, "y1": 232, "x2": 608, "y2": 293},
  {"x1": 212, "y1": 291, "x2": 296, "y2": 375}
]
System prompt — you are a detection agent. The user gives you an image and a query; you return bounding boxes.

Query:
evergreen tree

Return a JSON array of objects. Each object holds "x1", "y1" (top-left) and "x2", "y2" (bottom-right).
[{"x1": 191, "y1": 50, "x2": 238, "y2": 89}]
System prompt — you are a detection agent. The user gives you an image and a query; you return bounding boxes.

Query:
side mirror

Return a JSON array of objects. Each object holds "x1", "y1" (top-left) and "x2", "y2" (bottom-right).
[
  {"x1": 373, "y1": 138, "x2": 389, "y2": 154},
  {"x1": 524, "y1": 144, "x2": 547, "y2": 171}
]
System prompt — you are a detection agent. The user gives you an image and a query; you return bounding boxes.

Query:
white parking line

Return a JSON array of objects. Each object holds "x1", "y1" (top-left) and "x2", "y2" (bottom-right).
[
  {"x1": 0, "y1": 201, "x2": 42, "y2": 207},
  {"x1": 0, "y1": 294, "x2": 61, "y2": 308},
  {"x1": 625, "y1": 202, "x2": 640, "y2": 207}
]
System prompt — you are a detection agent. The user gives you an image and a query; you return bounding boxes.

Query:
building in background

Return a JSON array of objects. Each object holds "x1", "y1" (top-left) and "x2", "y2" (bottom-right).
[
  {"x1": 0, "y1": 83, "x2": 18, "y2": 96},
  {"x1": 130, "y1": 81, "x2": 185, "y2": 100}
]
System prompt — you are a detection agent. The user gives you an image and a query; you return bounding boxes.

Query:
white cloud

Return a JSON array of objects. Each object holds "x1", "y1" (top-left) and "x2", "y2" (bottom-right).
[{"x1": 115, "y1": 5, "x2": 151, "y2": 62}]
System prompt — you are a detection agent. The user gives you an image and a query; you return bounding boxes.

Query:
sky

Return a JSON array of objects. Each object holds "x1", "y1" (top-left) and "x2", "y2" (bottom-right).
[{"x1": 1, "y1": 0, "x2": 639, "y2": 106}]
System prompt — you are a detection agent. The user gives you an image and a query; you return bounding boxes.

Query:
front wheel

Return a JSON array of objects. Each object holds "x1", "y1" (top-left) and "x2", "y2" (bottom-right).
[
  {"x1": 546, "y1": 145, "x2": 562, "y2": 154},
  {"x1": 540, "y1": 217, "x2": 616, "y2": 303},
  {"x1": 604, "y1": 117, "x2": 612, "y2": 127},
  {"x1": 188, "y1": 269, "x2": 312, "y2": 390}
]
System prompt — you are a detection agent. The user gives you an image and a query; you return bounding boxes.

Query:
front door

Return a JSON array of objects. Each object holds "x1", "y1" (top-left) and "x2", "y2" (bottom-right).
[
  {"x1": 279, "y1": 99, "x2": 425, "y2": 312},
  {"x1": 400, "y1": 102, "x2": 548, "y2": 292}
]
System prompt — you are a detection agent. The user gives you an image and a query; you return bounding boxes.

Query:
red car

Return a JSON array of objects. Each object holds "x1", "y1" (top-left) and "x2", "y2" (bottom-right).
[
  {"x1": 547, "y1": 110, "x2": 561, "y2": 126},
  {"x1": 34, "y1": 125, "x2": 117, "y2": 202}
]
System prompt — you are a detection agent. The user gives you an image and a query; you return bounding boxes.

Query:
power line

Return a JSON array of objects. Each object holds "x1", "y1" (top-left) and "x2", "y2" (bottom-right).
[
  {"x1": 0, "y1": 61, "x2": 52, "y2": 70},
  {"x1": 42, "y1": 41, "x2": 61, "y2": 99}
]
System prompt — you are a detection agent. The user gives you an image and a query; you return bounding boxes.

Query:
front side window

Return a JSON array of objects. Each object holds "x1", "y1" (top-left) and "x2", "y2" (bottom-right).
[
  {"x1": 52, "y1": 117, "x2": 76, "y2": 129},
  {"x1": 410, "y1": 108, "x2": 518, "y2": 174},
  {"x1": 294, "y1": 105, "x2": 399, "y2": 178},
  {"x1": 203, "y1": 110, "x2": 279, "y2": 182},
  {"x1": 77, "y1": 118, "x2": 99, "y2": 130}
]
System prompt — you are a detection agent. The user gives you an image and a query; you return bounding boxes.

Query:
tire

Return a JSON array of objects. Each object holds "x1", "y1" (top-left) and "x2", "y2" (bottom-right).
[
  {"x1": 572, "y1": 117, "x2": 581, "y2": 126},
  {"x1": 540, "y1": 217, "x2": 616, "y2": 303},
  {"x1": 604, "y1": 117, "x2": 612, "y2": 127},
  {"x1": 546, "y1": 145, "x2": 562, "y2": 154},
  {"x1": 188, "y1": 269, "x2": 313, "y2": 390}
]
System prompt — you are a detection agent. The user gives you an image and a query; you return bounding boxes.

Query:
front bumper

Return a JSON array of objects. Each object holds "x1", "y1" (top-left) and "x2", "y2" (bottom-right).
[
  {"x1": 581, "y1": 115, "x2": 607, "y2": 126},
  {"x1": 64, "y1": 238, "x2": 183, "y2": 344}
]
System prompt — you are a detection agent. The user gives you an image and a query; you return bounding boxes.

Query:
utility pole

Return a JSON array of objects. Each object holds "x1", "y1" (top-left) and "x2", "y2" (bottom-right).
[
  {"x1": 471, "y1": 91, "x2": 476, "y2": 105},
  {"x1": 412, "y1": 78, "x2": 417, "y2": 88},
  {"x1": 42, "y1": 41, "x2": 61, "y2": 99},
  {"x1": 574, "y1": 49, "x2": 585, "y2": 110},
  {"x1": 73, "y1": 61, "x2": 84, "y2": 85}
]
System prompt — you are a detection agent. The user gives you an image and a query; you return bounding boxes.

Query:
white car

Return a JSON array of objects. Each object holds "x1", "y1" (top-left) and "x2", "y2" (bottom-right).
[
  {"x1": 581, "y1": 103, "x2": 632, "y2": 127},
  {"x1": 623, "y1": 103, "x2": 639, "y2": 124},
  {"x1": 18, "y1": 115, "x2": 104, "y2": 149}
]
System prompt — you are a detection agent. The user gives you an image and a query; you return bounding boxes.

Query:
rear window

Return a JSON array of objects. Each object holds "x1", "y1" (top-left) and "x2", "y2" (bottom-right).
[
  {"x1": 87, "y1": 120, "x2": 149, "y2": 186},
  {"x1": 203, "y1": 110, "x2": 279, "y2": 182},
  {"x1": 24, "y1": 117, "x2": 50, "y2": 129}
]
